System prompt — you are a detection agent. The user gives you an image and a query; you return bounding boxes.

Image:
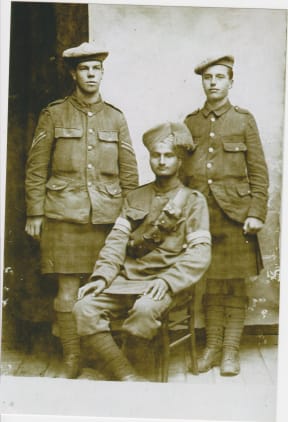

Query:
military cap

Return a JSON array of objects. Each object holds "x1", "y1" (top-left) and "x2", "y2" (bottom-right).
[
  {"x1": 143, "y1": 122, "x2": 195, "y2": 152},
  {"x1": 194, "y1": 54, "x2": 234, "y2": 75},
  {"x1": 62, "y1": 42, "x2": 109, "y2": 63}
]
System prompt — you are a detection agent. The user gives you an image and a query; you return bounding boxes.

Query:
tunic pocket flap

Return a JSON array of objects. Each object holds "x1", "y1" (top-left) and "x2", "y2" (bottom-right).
[
  {"x1": 98, "y1": 131, "x2": 119, "y2": 142},
  {"x1": 54, "y1": 127, "x2": 83, "y2": 138},
  {"x1": 223, "y1": 142, "x2": 247, "y2": 152},
  {"x1": 126, "y1": 208, "x2": 149, "y2": 221},
  {"x1": 46, "y1": 178, "x2": 69, "y2": 191},
  {"x1": 236, "y1": 184, "x2": 251, "y2": 196},
  {"x1": 104, "y1": 183, "x2": 122, "y2": 196}
]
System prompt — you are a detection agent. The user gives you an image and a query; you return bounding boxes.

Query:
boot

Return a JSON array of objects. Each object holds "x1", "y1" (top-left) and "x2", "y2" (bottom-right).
[
  {"x1": 84, "y1": 332, "x2": 147, "y2": 382},
  {"x1": 122, "y1": 335, "x2": 154, "y2": 380},
  {"x1": 220, "y1": 295, "x2": 247, "y2": 376},
  {"x1": 197, "y1": 294, "x2": 224, "y2": 373},
  {"x1": 56, "y1": 311, "x2": 80, "y2": 379},
  {"x1": 221, "y1": 349, "x2": 240, "y2": 376}
]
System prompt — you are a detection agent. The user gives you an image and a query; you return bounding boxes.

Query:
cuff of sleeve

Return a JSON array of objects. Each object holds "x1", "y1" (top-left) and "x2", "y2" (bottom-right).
[
  {"x1": 89, "y1": 274, "x2": 109, "y2": 287},
  {"x1": 113, "y1": 217, "x2": 131, "y2": 234},
  {"x1": 186, "y1": 230, "x2": 211, "y2": 246},
  {"x1": 26, "y1": 207, "x2": 45, "y2": 216}
]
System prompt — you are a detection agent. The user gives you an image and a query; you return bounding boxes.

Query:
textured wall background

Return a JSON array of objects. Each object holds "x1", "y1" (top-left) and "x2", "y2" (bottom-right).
[{"x1": 89, "y1": 4, "x2": 286, "y2": 325}]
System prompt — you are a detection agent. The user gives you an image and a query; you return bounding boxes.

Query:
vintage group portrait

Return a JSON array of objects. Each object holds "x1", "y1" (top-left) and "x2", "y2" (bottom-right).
[{"x1": 1, "y1": 1, "x2": 288, "y2": 422}]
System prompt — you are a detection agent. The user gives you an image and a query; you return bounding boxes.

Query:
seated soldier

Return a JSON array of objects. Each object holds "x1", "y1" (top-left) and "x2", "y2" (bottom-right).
[{"x1": 73, "y1": 122, "x2": 212, "y2": 381}]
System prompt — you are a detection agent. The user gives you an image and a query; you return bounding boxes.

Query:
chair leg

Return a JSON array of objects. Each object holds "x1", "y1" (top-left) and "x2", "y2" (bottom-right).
[
  {"x1": 188, "y1": 302, "x2": 198, "y2": 375},
  {"x1": 160, "y1": 319, "x2": 170, "y2": 383},
  {"x1": 152, "y1": 335, "x2": 162, "y2": 382}
]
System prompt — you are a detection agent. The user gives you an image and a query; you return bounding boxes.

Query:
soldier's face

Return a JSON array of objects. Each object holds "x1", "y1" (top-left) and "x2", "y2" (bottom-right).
[
  {"x1": 202, "y1": 65, "x2": 233, "y2": 103},
  {"x1": 70, "y1": 60, "x2": 103, "y2": 94},
  {"x1": 149, "y1": 141, "x2": 181, "y2": 177}
]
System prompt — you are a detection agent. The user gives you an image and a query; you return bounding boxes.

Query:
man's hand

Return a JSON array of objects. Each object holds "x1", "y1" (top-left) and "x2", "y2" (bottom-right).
[
  {"x1": 25, "y1": 216, "x2": 44, "y2": 240},
  {"x1": 243, "y1": 217, "x2": 264, "y2": 235},
  {"x1": 77, "y1": 279, "x2": 106, "y2": 300},
  {"x1": 144, "y1": 278, "x2": 169, "y2": 301}
]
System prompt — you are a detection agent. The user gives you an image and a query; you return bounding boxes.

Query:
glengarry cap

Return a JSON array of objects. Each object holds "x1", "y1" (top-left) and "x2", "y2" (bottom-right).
[
  {"x1": 62, "y1": 42, "x2": 109, "y2": 64},
  {"x1": 194, "y1": 54, "x2": 234, "y2": 75}
]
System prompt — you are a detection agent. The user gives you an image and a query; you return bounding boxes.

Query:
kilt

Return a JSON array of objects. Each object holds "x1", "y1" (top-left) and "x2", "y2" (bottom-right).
[
  {"x1": 206, "y1": 193, "x2": 263, "y2": 279},
  {"x1": 40, "y1": 218, "x2": 112, "y2": 274}
]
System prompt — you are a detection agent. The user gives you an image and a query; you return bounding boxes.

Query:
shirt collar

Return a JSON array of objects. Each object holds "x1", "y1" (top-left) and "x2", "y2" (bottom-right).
[
  {"x1": 153, "y1": 179, "x2": 183, "y2": 195},
  {"x1": 69, "y1": 93, "x2": 105, "y2": 114},
  {"x1": 202, "y1": 100, "x2": 232, "y2": 118}
]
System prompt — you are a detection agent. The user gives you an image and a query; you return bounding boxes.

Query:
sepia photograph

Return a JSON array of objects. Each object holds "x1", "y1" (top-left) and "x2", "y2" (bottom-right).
[{"x1": 1, "y1": 1, "x2": 288, "y2": 421}]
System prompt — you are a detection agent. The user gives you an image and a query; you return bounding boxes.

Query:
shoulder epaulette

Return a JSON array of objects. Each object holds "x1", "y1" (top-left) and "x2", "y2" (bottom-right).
[
  {"x1": 104, "y1": 102, "x2": 123, "y2": 113},
  {"x1": 126, "y1": 182, "x2": 152, "y2": 195},
  {"x1": 185, "y1": 186, "x2": 203, "y2": 196},
  {"x1": 126, "y1": 182, "x2": 154, "y2": 205},
  {"x1": 185, "y1": 109, "x2": 200, "y2": 119},
  {"x1": 234, "y1": 105, "x2": 250, "y2": 114},
  {"x1": 47, "y1": 97, "x2": 68, "y2": 108}
]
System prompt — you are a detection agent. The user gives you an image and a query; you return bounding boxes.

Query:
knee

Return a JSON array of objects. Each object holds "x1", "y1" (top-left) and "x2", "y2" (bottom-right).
[
  {"x1": 73, "y1": 296, "x2": 95, "y2": 320},
  {"x1": 57, "y1": 275, "x2": 80, "y2": 302},
  {"x1": 72, "y1": 295, "x2": 107, "y2": 336},
  {"x1": 132, "y1": 296, "x2": 156, "y2": 318}
]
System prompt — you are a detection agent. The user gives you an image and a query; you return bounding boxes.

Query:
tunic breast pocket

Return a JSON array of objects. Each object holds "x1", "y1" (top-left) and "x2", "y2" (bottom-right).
[
  {"x1": 98, "y1": 130, "x2": 119, "y2": 175},
  {"x1": 222, "y1": 139, "x2": 247, "y2": 177},
  {"x1": 53, "y1": 127, "x2": 83, "y2": 171}
]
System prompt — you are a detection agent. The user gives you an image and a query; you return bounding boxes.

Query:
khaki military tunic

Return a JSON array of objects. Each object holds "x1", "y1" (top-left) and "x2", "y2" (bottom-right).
[
  {"x1": 182, "y1": 100, "x2": 269, "y2": 278},
  {"x1": 73, "y1": 180, "x2": 211, "y2": 338},
  {"x1": 25, "y1": 94, "x2": 139, "y2": 273},
  {"x1": 91, "y1": 180, "x2": 211, "y2": 294},
  {"x1": 25, "y1": 94, "x2": 139, "y2": 224}
]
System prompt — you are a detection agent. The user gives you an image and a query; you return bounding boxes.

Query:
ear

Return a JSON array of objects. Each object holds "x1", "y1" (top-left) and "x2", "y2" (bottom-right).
[
  {"x1": 70, "y1": 69, "x2": 76, "y2": 81},
  {"x1": 229, "y1": 79, "x2": 234, "y2": 89}
]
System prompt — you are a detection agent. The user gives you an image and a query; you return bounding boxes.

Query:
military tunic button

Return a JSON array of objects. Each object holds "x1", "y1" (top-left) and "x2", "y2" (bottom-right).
[
  {"x1": 87, "y1": 164, "x2": 92, "y2": 169},
  {"x1": 211, "y1": 117, "x2": 216, "y2": 122},
  {"x1": 235, "y1": 147, "x2": 239, "y2": 151},
  {"x1": 208, "y1": 147, "x2": 214, "y2": 153},
  {"x1": 207, "y1": 162, "x2": 212, "y2": 169},
  {"x1": 210, "y1": 132, "x2": 215, "y2": 137},
  {"x1": 208, "y1": 179, "x2": 213, "y2": 184},
  {"x1": 52, "y1": 184, "x2": 57, "y2": 188},
  {"x1": 88, "y1": 128, "x2": 94, "y2": 134},
  {"x1": 87, "y1": 182, "x2": 92, "y2": 187},
  {"x1": 87, "y1": 112, "x2": 93, "y2": 117},
  {"x1": 88, "y1": 145, "x2": 93, "y2": 151}
]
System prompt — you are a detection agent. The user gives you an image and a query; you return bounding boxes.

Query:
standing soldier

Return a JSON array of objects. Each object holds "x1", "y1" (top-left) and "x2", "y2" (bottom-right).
[
  {"x1": 182, "y1": 55, "x2": 269, "y2": 375},
  {"x1": 25, "y1": 42, "x2": 139, "y2": 378}
]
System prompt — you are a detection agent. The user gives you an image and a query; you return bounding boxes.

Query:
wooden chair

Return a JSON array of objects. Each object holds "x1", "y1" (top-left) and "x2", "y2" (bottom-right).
[
  {"x1": 112, "y1": 284, "x2": 199, "y2": 382},
  {"x1": 154, "y1": 284, "x2": 198, "y2": 382}
]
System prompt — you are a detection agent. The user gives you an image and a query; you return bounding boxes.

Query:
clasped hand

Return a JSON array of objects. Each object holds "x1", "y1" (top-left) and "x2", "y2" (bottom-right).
[{"x1": 243, "y1": 217, "x2": 264, "y2": 235}]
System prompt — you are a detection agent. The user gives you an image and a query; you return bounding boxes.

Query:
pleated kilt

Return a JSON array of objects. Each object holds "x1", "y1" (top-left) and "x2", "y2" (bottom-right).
[
  {"x1": 206, "y1": 193, "x2": 263, "y2": 279},
  {"x1": 40, "y1": 218, "x2": 112, "y2": 275}
]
